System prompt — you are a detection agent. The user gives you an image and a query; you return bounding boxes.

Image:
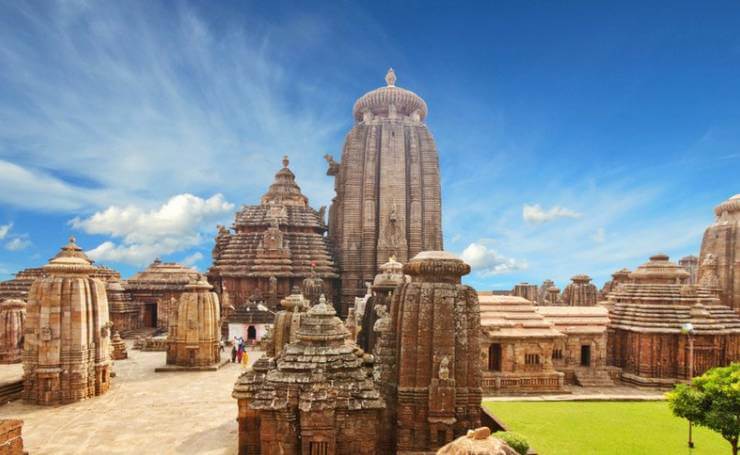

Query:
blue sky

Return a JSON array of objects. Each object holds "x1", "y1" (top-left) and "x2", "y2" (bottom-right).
[{"x1": 1, "y1": 1, "x2": 739, "y2": 291}]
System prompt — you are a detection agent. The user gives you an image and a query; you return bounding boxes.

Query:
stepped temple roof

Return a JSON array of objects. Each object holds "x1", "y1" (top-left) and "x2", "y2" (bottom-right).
[
  {"x1": 535, "y1": 306, "x2": 610, "y2": 335},
  {"x1": 0, "y1": 267, "x2": 45, "y2": 302},
  {"x1": 126, "y1": 258, "x2": 200, "y2": 292},
  {"x1": 608, "y1": 254, "x2": 740, "y2": 334},
  {"x1": 479, "y1": 294, "x2": 563, "y2": 339},
  {"x1": 210, "y1": 158, "x2": 338, "y2": 280}
]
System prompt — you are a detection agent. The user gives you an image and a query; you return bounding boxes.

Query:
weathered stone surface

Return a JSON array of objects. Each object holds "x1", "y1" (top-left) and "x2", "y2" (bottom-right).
[
  {"x1": 327, "y1": 70, "x2": 443, "y2": 315},
  {"x1": 699, "y1": 194, "x2": 740, "y2": 312},
  {"x1": 599, "y1": 268, "x2": 631, "y2": 301},
  {"x1": 0, "y1": 419, "x2": 24, "y2": 455},
  {"x1": 436, "y1": 427, "x2": 518, "y2": 455},
  {"x1": 377, "y1": 251, "x2": 481, "y2": 453},
  {"x1": 0, "y1": 299, "x2": 25, "y2": 364},
  {"x1": 23, "y1": 237, "x2": 112, "y2": 405},
  {"x1": 165, "y1": 277, "x2": 221, "y2": 368},
  {"x1": 126, "y1": 259, "x2": 200, "y2": 330},
  {"x1": 608, "y1": 254, "x2": 740, "y2": 386},
  {"x1": 268, "y1": 287, "x2": 311, "y2": 358},
  {"x1": 561, "y1": 274, "x2": 598, "y2": 306},
  {"x1": 107, "y1": 279, "x2": 139, "y2": 336},
  {"x1": 679, "y1": 255, "x2": 699, "y2": 285},
  {"x1": 233, "y1": 295, "x2": 383, "y2": 454},
  {"x1": 208, "y1": 157, "x2": 339, "y2": 316},
  {"x1": 0, "y1": 268, "x2": 44, "y2": 304}
]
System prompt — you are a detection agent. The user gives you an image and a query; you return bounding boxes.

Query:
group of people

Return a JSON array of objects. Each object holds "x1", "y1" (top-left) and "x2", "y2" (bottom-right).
[{"x1": 230, "y1": 336, "x2": 250, "y2": 367}]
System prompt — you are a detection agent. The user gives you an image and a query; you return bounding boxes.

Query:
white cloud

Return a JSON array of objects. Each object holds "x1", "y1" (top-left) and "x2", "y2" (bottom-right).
[
  {"x1": 522, "y1": 204, "x2": 582, "y2": 224},
  {"x1": 460, "y1": 242, "x2": 527, "y2": 277},
  {"x1": 71, "y1": 193, "x2": 233, "y2": 266},
  {"x1": 592, "y1": 227, "x2": 606, "y2": 243},
  {"x1": 0, "y1": 223, "x2": 11, "y2": 239},
  {"x1": 181, "y1": 251, "x2": 204, "y2": 268},
  {"x1": 4, "y1": 237, "x2": 31, "y2": 251}
]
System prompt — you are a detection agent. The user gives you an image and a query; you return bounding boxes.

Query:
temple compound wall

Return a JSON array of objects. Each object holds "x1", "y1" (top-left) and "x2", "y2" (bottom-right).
[
  {"x1": 22, "y1": 237, "x2": 112, "y2": 405},
  {"x1": 326, "y1": 69, "x2": 443, "y2": 316}
]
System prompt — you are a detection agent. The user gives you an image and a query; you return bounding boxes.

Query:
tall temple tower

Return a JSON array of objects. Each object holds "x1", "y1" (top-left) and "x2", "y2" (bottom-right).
[
  {"x1": 326, "y1": 69, "x2": 443, "y2": 314},
  {"x1": 699, "y1": 194, "x2": 740, "y2": 313}
]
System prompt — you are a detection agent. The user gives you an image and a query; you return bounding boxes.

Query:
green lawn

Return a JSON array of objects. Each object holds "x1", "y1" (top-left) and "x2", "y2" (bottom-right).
[{"x1": 484, "y1": 401, "x2": 731, "y2": 455}]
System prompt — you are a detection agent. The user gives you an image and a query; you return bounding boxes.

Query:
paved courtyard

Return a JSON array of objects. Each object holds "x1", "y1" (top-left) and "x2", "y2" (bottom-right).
[{"x1": 0, "y1": 342, "x2": 261, "y2": 454}]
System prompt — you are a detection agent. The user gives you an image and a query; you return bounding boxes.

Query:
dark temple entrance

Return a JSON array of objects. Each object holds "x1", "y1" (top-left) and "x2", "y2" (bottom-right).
[
  {"x1": 143, "y1": 303, "x2": 158, "y2": 328},
  {"x1": 581, "y1": 345, "x2": 591, "y2": 367},
  {"x1": 488, "y1": 343, "x2": 502, "y2": 371}
]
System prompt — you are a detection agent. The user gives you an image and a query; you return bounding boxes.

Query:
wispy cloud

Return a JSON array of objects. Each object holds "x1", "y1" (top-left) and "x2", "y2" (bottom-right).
[
  {"x1": 0, "y1": 223, "x2": 11, "y2": 240},
  {"x1": 181, "y1": 251, "x2": 204, "y2": 269},
  {"x1": 5, "y1": 237, "x2": 31, "y2": 252},
  {"x1": 522, "y1": 203, "x2": 582, "y2": 224}
]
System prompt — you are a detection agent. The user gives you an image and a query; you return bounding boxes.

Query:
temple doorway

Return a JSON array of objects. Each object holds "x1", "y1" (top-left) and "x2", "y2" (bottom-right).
[
  {"x1": 143, "y1": 303, "x2": 157, "y2": 328},
  {"x1": 488, "y1": 343, "x2": 502, "y2": 371},
  {"x1": 581, "y1": 345, "x2": 591, "y2": 367},
  {"x1": 247, "y1": 325, "x2": 257, "y2": 341}
]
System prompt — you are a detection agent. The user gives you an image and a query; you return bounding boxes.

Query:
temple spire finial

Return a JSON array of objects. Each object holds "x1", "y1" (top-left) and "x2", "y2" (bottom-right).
[
  {"x1": 282, "y1": 155, "x2": 289, "y2": 168},
  {"x1": 385, "y1": 68, "x2": 396, "y2": 87}
]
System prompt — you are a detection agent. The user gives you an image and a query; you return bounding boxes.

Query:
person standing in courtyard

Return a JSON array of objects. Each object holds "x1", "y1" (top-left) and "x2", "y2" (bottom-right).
[{"x1": 231, "y1": 344, "x2": 237, "y2": 363}]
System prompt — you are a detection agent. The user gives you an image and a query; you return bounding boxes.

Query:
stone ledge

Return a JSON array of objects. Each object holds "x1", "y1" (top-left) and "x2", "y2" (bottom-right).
[{"x1": 154, "y1": 358, "x2": 231, "y2": 373}]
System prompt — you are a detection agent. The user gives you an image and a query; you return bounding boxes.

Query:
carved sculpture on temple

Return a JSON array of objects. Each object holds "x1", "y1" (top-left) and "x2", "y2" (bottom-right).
[
  {"x1": 0, "y1": 299, "x2": 25, "y2": 364},
  {"x1": 375, "y1": 251, "x2": 481, "y2": 453},
  {"x1": 22, "y1": 237, "x2": 112, "y2": 405},
  {"x1": 209, "y1": 157, "x2": 339, "y2": 314},
  {"x1": 326, "y1": 69, "x2": 443, "y2": 315},
  {"x1": 699, "y1": 194, "x2": 740, "y2": 312},
  {"x1": 357, "y1": 256, "x2": 406, "y2": 353}
]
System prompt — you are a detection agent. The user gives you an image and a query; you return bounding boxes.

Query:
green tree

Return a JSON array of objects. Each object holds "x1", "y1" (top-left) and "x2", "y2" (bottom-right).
[{"x1": 667, "y1": 363, "x2": 740, "y2": 455}]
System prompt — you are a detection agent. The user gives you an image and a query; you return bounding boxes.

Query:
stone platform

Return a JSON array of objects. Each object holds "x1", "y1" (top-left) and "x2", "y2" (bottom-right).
[
  {"x1": 154, "y1": 357, "x2": 231, "y2": 372},
  {"x1": 0, "y1": 341, "x2": 262, "y2": 454}
]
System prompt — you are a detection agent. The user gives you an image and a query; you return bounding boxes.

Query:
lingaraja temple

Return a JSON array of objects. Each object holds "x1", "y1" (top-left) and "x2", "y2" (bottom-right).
[
  {"x1": 325, "y1": 69, "x2": 443, "y2": 315},
  {"x1": 208, "y1": 156, "x2": 339, "y2": 315},
  {"x1": 699, "y1": 194, "x2": 740, "y2": 313}
]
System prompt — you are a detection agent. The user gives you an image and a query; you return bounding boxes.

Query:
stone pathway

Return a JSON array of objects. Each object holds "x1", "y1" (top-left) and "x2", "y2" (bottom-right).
[
  {"x1": 0, "y1": 343, "x2": 262, "y2": 454},
  {"x1": 484, "y1": 384, "x2": 667, "y2": 402}
]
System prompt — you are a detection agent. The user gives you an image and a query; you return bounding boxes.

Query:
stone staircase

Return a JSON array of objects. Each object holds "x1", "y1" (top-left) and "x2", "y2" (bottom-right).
[
  {"x1": 0, "y1": 380, "x2": 23, "y2": 406},
  {"x1": 574, "y1": 369, "x2": 615, "y2": 387}
]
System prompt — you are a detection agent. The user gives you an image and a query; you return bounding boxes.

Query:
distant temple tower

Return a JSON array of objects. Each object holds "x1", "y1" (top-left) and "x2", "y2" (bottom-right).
[
  {"x1": 209, "y1": 157, "x2": 338, "y2": 314},
  {"x1": 699, "y1": 194, "x2": 740, "y2": 312},
  {"x1": 326, "y1": 69, "x2": 443, "y2": 314},
  {"x1": 22, "y1": 238, "x2": 112, "y2": 405},
  {"x1": 561, "y1": 274, "x2": 598, "y2": 306}
]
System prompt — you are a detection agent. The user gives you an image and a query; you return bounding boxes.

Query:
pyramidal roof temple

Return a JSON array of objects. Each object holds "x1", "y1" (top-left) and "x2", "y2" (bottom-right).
[{"x1": 326, "y1": 69, "x2": 443, "y2": 315}]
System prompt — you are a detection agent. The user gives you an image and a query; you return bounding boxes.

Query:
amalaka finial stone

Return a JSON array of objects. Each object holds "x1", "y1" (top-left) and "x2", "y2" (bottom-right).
[
  {"x1": 385, "y1": 67, "x2": 396, "y2": 86},
  {"x1": 282, "y1": 155, "x2": 289, "y2": 168}
]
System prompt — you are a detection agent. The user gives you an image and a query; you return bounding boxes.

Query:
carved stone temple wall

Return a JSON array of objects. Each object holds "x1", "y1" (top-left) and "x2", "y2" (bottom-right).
[
  {"x1": 326, "y1": 69, "x2": 443, "y2": 315},
  {"x1": 357, "y1": 256, "x2": 406, "y2": 354},
  {"x1": 377, "y1": 251, "x2": 481, "y2": 453},
  {"x1": 699, "y1": 194, "x2": 740, "y2": 313},
  {"x1": 22, "y1": 237, "x2": 112, "y2": 405},
  {"x1": 165, "y1": 277, "x2": 221, "y2": 368},
  {"x1": 0, "y1": 299, "x2": 25, "y2": 364}
]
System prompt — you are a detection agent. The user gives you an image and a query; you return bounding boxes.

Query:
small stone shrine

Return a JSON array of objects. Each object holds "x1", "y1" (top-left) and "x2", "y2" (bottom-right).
[
  {"x1": 163, "y1": 277, "x2": 221, "y2": 369},
  {"x1": 232, "y1": 295, "x2": 383, "y2": 454},
  {"x1": 512, "y1": 283, "x2": 538, "y2": 303},
  {"x1": 269, "y1": 287, "x2": 311, "y2": 357},
  {"x1": 0, "y1": 299, "x2": 25, "y2": 364},
  {"x1": 110, "y1": 331, "x2": 128, "y2": 360},
  {"x1": 357, "y1": 255, "x2": 405, "y2": 353},
  {"x1": 22, "y1": 237, "x2": 112, "y2": 405}
]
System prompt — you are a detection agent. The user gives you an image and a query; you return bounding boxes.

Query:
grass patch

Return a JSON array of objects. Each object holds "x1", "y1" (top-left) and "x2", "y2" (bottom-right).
[{"x1": 484, "y1": 401, "x2": 731, "y2": 455}]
